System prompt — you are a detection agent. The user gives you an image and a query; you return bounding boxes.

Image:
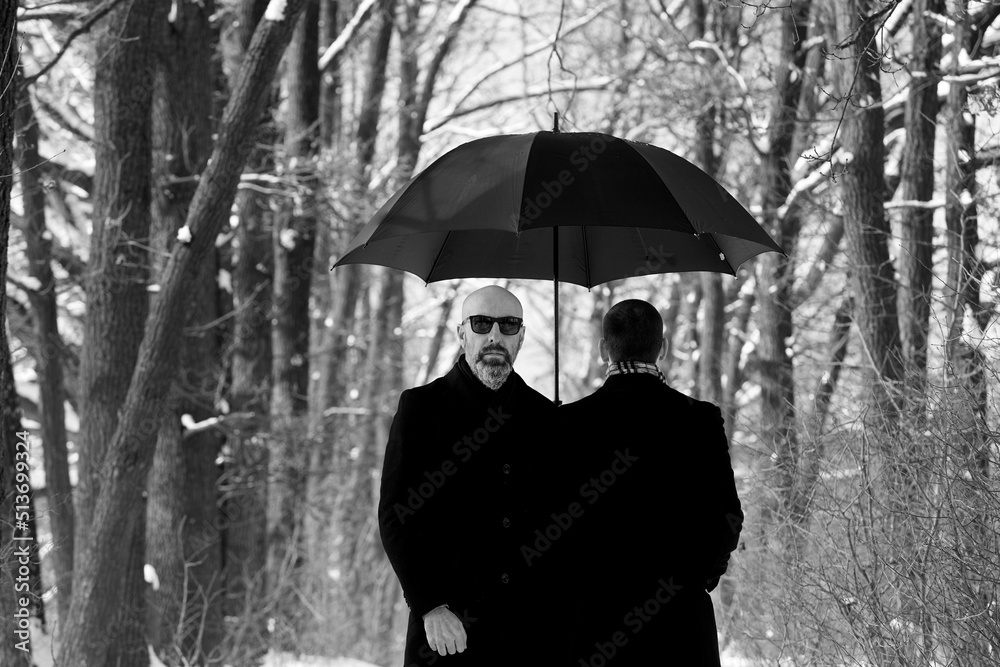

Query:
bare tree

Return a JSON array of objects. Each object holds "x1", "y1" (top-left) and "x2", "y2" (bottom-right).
[
  {"x1": 754, "y1": 0, "x2": 810, "y2": 553},
  {"x1": 1, "y1": 6, "x2": 37, "y2": 664},
  {"x1": 896, "y1": 0, "x2": 944, "y2": 390},
  {"x1": 14, "y1": 67, "x2": 74, "y2": 630},
  {"x1": 57, "y1": 1, "x2": 308, "y2": 664},
  {"x1": 219, "y1": 0, "x2": 273, "y2": 647},
  {"x1": 146, "y1": 0, "x2": 224, "y2": 663},
  {"x1": 66, "y1": 0, "x2": 165, "y2": 663}
]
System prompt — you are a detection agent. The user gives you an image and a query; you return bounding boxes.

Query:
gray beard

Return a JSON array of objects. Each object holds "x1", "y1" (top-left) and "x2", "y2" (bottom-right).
[{"x1": 473, "y1": 358, "x2": 512, "y2": 390}]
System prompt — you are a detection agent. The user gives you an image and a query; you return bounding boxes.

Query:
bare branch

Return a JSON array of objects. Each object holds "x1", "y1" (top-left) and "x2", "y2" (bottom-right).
[
  {"x1": 966, "y1": 146, "x2": 1000, "y2": 171},
  {"x1": 425, "y1": 2, "x2": 612, "y2": 133},
  {"x1": 6, "y1": 273, "x2": 41, "y2": 295},
  {"x1": 318, "y1": 0, "x2": 379, "y2": 72},
  {"x1": 415, "y1": 0, "x2": 479, "y2": 135},
  {"x1": 424, "y1": 78, "x2": 615, "y2": 131},
  {"x1": 181, "y1": 412, "x2": 256, "y2": 440},
  {"x1": 33, "y1": 94, "x2": 93, "y2": 142},
  {"x1": 19, "y1": 0, "x2": 126, "y2": 89},
  {"x1": 789, "y1": 216, "x2": 844, "y2": 311},
  {"x1": 884, "y1": 198, "x2": 945, "y2": 210}
]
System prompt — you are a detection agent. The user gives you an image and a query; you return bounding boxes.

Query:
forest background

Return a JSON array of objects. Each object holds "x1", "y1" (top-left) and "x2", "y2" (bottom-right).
[{"x1": 1, "y1": 0, "x2": 999, "y2": 666}]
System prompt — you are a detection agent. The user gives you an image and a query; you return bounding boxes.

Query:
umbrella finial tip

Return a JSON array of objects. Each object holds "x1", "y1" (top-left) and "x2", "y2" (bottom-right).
[{"x1": 553, "y1": 112, "x2": 560, "y2": 133}]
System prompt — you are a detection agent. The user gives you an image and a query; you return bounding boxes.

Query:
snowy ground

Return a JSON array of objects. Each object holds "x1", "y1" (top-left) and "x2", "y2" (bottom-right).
[
  {"x1": 262, "y1": 652, "x2": 381, "y2": 667},
  {"x1": 25, "y1": 617, "x2": 756, "y2": 667}
]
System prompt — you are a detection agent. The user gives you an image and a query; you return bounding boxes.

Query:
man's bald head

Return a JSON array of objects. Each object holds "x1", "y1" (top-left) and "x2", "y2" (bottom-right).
[
  {"x1": 461, "y1": 285, "x2": 524, "y2": 320},
  {"x1": 458, "y1": 285, "x2": 525, "y2": 390}
]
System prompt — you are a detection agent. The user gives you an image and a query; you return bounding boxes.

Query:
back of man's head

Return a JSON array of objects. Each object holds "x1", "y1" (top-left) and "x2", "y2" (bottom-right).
[{"x1": 602, "y1": 299, "x2": 663, "y2": 363}]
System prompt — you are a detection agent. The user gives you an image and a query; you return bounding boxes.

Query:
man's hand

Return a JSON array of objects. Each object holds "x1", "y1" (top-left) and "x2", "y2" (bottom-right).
[{"x1": 423, "y1": 606, "x2": 468, "y2": 656}]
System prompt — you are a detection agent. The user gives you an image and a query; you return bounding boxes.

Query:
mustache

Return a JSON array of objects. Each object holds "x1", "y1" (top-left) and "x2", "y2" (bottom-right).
[{"x1": 477, "y1": 345, "x2": 512, "y2": 364}]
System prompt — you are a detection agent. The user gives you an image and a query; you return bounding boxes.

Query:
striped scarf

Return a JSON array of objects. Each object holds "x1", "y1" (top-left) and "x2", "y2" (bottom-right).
[{"x1": 606, "y1": 360, "x2": 667, "y2": 385}]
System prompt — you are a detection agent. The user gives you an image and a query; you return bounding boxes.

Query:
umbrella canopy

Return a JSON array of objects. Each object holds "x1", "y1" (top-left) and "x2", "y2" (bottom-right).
[
  {"x1": 332, "y1": 129, "x2": 783, "y2": 402},
  {"x1": 334, "y1": 131, "x2": 781, "y2": 288}
]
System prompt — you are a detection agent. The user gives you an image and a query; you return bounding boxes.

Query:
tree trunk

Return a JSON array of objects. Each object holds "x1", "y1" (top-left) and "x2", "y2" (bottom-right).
[
  {"x1": 659, "y1": 277, "x2": 681, "y2": 380},
  {"x1": 64, "y1": 0, "x2": 163, "y2": 663},
  {"x1": 356, "y1": 269, "x2": 405, "y2": 664},
  {"x1": 698, "y1": 273, "x2": 724, "y2": 405},
  {"x1": 688, "y1": 0, "x2": 727, "y2": 407},
  {"x1": 1, "y1": 6, "x2": 35, "y2": 661},
  {"x1": 221, "y1": 0, "x2": 273, "y2": 639},
  {"x1": 420, "y1": 282, "x2": 461, "y2": 386},
  {"x1": 583, "y1": 285, "x2": 612, "y2": 391},
  {"x1": 833, "y1": 0, "x2": 904, "y2": 411},
  {"x1": 896, "y1": 0, "x2": 943, "y2": 387},
  {"x1": 832, "y1": 3, "x2": 907, "y2": 665},
  {"x1": 332, "y1": 0, "x2": 402, "y2": 653},
  {"x1": 14, "y1": 66, "x2": 74, "y2": 631},
  {"x1": 754, "y1": 1, "x2": 808, "y2": 549},
  {"x1": 721, "y1": 277, "x2": 754, "y2": 441},
  {"x1": 942, "y1": 7, "x2": 992, "y2": 661},
  {"x1": 147, "y1": 1, "x2": 224, "y2": 662},
  {"x1": 56, "y1": 3, "x2": 308, "y2": 665},
  {"x1": 943, "y1": 0, "x2": 986, "y2": 356},
  {"x1": 356, "y1": 0, "x2": 397, "y2": 176},
  {"x1": 267, "y1": 0, "x2": 320, "y2": 639},
  {"x1": 676, "y1": 274, "x2": 702, "y2": 394},
  {"x1": 319, "y1": 0, "x2": 342, "y2": 146},
  {"x1": 800, "y1": 294, "x2": 852, "y2": 513}
]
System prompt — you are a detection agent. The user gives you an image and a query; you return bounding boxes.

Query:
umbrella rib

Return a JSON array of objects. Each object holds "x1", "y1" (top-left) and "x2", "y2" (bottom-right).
[
  {"x1": 581, "y1": 226, "x2": 592, "y2": 288},
  {"x1": 427, "y1": 231, "x2": 453, "y2": 281},
  {"x1": 636, "y1": 228, "x2": 647, "y2": 267},
  {"x1": 700, "y1": 232, "x2": 737, "y2": 275}
]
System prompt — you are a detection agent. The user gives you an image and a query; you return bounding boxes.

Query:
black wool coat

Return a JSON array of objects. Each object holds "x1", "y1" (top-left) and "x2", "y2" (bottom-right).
[
  {"x1": 378, "y1": 356, "x2": 558, "y2": 667},
  {"x1": 553, "y1": 373, "x2": 744, "y2": 667}
]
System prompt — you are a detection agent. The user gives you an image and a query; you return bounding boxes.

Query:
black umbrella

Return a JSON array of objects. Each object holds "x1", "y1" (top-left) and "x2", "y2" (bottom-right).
[{"x1": 333, "y1": 128, "x2": 781, "y2": 402}]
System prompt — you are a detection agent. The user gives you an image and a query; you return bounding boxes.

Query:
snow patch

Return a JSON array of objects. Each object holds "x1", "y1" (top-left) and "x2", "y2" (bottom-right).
[
  {"x1": 264, "y1": 0, "x2": 288, "y2": 21},
  {"x1": 144, "y1": 564, "x2": 160, "y2": 591},
  {"x1": 217, "y1": 269, "x2": 233, "y2": 294},
  {"x1": 262, "y1": 650, "x2": 380, "y2": 667},
  {"x1": 279, "y1": 227, "x2": 298, "y2": 250},
  {"x1": 16, "y1": 275, "x2": 43, "y2": 291}
]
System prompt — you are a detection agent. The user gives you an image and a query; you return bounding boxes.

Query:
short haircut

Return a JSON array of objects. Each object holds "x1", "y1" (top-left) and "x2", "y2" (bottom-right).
[{"x1": 603, "y1": 299, "x2": 663, "y2": 363}]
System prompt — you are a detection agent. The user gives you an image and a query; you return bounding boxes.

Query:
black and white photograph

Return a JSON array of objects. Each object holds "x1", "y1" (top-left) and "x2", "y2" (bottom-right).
[{"x1": 1, "y1": 1, "x2": 999, "y2": 666}]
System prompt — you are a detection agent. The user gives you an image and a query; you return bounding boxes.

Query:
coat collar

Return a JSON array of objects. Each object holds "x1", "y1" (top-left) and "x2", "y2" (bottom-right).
[{"x1": 598, "y1": 372, "x2": 669, "y2": 393}]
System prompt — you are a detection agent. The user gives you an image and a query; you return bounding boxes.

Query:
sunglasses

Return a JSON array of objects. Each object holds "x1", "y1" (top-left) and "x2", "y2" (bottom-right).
[{"x1": 463, "y1": 315, "x2": 524, "y2": 335}]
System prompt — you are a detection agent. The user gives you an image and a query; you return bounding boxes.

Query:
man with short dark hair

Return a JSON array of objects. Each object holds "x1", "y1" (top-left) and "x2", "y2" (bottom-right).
[
  {"x1": 378, "y1": 285, "x2": 556, "y2": 666},
  {"x1": 558, "y1": 298, "x2": 743, "y2": 666}
]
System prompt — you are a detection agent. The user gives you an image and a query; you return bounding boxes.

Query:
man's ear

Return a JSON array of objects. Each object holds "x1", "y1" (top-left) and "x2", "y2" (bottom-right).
[
  {"x1": 657, "y1": 337, "x2": 666, "y2": 361},
  {"x1": 598, "y1": 338, "x2": 609, "y2": 363},
  {"x1": 457, "y1": 324, "x2": 465, "y2": 345},
  {"x1": 517, "y1": 326, "x2": 525, "y2": 351}
]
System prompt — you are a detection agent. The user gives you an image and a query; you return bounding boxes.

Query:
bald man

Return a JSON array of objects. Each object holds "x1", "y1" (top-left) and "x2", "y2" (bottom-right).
[{"x1": 378, "y1": 286, "x2": 557, "y2": 667}]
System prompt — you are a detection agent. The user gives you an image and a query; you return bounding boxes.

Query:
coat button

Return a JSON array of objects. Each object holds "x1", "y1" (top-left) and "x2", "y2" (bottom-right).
[
  {"x1": 502, "y1": 517, "x2": 510, "y2": 528},
  {"x1": 501, "y1": 573, "x2": 510, "y2": 584},
  {"x1": 502, "y1": 464, "x2": 511, "y2": 474}
]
